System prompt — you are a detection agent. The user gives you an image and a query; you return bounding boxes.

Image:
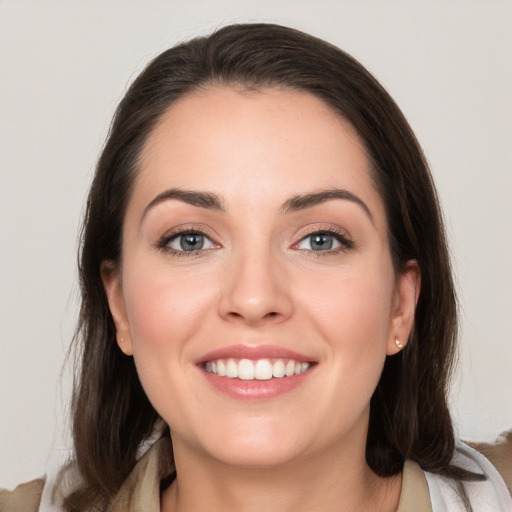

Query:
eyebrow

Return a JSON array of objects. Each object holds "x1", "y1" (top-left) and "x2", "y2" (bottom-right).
[
  {"x1": 280, "y1": 189, "x2": 374, "y2": 222},
  {"x1": 142, "y1": 187, "x2": 373, "y2": 223},
  {"x1": 142, "y1": 188, "x2": 225, "y2": 219}
]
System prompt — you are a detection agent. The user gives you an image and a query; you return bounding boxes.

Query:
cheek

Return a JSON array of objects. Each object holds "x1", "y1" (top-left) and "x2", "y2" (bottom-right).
[
  {"x1": 120, "y1": 262, "x2": 217, "y2": 407},
  {"x1": 302, "y1": 266, "x2": 393, "y2": 338},
  {"x1": 123, "y1": 263, "x2": 213, "y2": 349},
  {"x1": 297, "y1": 261, "x2": 395, "y2": 380},
  {"x1": 120, "y1": 264, "x2": 225, "y2": 437}
]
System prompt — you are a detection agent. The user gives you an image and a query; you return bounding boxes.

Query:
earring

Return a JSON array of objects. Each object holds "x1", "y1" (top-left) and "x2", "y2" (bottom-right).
[
  {"x1": 395, "y1": 338, "x2": 404, "y2": 349},
  {"x1": 119, "y1": 337, "x2": 128, "y2": 354}
]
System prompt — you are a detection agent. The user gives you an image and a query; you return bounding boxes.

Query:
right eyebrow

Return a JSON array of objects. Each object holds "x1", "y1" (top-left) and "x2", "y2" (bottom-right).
[{"x1": 142, "y1": 188, "x2": 225, "y2": 221}]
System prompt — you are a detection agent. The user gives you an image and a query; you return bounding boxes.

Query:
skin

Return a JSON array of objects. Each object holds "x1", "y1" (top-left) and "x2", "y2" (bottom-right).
[{"x1": 102, "y1": 87, "x2": 420, "y2": 511}]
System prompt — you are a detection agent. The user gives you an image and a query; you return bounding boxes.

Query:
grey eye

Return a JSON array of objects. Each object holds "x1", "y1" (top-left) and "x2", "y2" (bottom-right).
[
  {"x1": 297, "y1": 233, "x2": 342, "y2": 251},
  {"x1": 167, "y1": 233, "x2": 214, "y2": 252},
  {"x1": 181, "y1": 233, "x2": 204, "y2": 251},
  {"x1": 310, "y1": 234, "x2": 334, "y2": 250}
]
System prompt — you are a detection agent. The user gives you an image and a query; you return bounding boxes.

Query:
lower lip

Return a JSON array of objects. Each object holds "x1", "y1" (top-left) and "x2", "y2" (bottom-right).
[{"x1": 200, "y1": 366, "x2": 315, "y2": 401}]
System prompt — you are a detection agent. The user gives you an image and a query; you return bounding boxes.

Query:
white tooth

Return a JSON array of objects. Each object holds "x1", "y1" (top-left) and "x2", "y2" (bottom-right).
[
  {"x1": 205, "y1": 361, "x2": 212, "y2": 372},
  {"x1": 226, "y1": 359, "x2": 238, "y2": 378},
  {"x1": 294, "y1": 362, "x2": 301, "y2": 375},
  {"x1": 300, "y1": 362, "x2": 310, "y2": 373},
  {"x1": 238, "y1": 359, "x2": 255, "y2": 380},
  {"x1": 211, "y1": 361, "x2": 217, "y2": 374},
  {"x1": 217, "y1": 360, "x2": 226, "y2": 377},
  {"x1": 272, "y1": 359, "x2": 285, "y2": 378},
  {"x1": 285, "y1": 360, "x2": 295, "y2": 377},
  {"x1": 255, "y1": 359, "x2": 273, "y2": 380}
]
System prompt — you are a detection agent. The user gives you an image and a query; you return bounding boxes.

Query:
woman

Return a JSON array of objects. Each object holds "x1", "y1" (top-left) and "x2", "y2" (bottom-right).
[{"x1": 1, "y1": 23, "x2": 511, "y2": 512}]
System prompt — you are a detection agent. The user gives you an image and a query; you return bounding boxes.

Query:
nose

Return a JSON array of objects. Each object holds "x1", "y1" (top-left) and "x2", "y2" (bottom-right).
[{"x1": 218, "y1": 248, "x2": 294, "y2": 326}]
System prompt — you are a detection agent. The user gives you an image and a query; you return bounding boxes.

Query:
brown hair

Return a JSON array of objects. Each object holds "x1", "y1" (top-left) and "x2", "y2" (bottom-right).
[{"x1": 66, "y1": 23, "x2": 466, "y2": 510}]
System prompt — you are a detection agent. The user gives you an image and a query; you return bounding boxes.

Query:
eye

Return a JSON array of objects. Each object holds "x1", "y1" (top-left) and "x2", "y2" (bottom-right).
[
  {"x1": 160, "y1": 230, "x2": 216, "y2": 254},
  {"x1": 295, "y1": 230, "x2": 353, "y2": 253}
]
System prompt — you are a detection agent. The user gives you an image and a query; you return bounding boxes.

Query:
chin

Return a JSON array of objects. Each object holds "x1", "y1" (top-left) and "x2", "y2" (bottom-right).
[
  {"x1": 208, "y1": 439, "x2": 303, "y2": 469},
  {"x1": 191, "y1": 419, "x2": 311, "y2": 468}
]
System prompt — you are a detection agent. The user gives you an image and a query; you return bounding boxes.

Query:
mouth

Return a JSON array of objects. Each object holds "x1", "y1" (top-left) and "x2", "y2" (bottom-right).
[
  {"x1": 203, "y1": 358, "x2": 311, "y2": 380},
  {"x1": 196, "y1": 345, "x2": 317, "y2": 400}
]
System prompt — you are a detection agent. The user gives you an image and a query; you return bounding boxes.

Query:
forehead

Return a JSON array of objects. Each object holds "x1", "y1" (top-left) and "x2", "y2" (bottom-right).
[{"x1": 131, "y1": 86, "x2": 385, "y2": 225}]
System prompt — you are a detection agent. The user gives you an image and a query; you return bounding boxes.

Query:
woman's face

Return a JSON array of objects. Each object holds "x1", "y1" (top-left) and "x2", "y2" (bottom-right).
[{"x1": 103, "y1": 86, "x2": 419, "y2": 468}]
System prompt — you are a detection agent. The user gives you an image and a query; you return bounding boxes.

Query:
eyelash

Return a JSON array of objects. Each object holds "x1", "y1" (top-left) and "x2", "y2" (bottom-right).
[
  {"x1": 293, "y1": 227, "x2": 354, "y2": 256},
  {"x1": 157, "y1": 228, "x2": 217, "y2": 257},
  {"x1": 156, "y1": 227, "x2": 354, "y2": 258}
]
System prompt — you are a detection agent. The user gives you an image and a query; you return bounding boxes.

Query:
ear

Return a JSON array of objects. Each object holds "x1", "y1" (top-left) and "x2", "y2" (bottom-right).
[
  {"x1": 100, "y1": 260, "x2": 133, "y2": 356},
  {"x1": 386, "y1": 260, "x2": 421, "y2": 355}
]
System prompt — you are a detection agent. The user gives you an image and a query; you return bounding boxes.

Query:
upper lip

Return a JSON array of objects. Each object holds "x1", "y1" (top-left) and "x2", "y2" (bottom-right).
[{"x1": 195, "y1": 344, "x2": 316, "y2": 365}]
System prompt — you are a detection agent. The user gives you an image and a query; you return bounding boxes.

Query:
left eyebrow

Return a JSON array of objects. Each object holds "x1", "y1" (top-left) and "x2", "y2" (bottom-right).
[{"x1": 280, "y1": 189, "x2": 374, "y2": 223}]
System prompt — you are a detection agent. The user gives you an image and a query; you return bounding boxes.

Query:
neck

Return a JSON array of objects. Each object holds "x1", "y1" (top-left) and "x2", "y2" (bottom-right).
[{"x1": 161, "y1": 431, "x2": 401, "y2": 512}]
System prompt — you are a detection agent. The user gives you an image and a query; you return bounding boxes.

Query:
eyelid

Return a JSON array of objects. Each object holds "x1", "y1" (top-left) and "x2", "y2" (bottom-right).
[
  {"x1": 291, "y1": 224, "x2": 354, "y2": 252},
  {"x1": 294, "y1": 224, "x2": 353, "y2": 242},
  {"x1": 156, "y1": 225, "x2": 221, "y2": 255}
]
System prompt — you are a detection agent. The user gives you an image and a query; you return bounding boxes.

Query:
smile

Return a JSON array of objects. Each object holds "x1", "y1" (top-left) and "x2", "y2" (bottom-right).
[
  {"x1": 204, "y1": 358, "x2": 311, "y2": 380},
  {"x1": 197, "y1": 345, "x2": 317, "y2": 399}
]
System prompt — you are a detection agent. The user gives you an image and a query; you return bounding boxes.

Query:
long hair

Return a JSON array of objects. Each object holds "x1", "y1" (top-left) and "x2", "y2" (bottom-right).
[{"x1": 66, "y1": 23, "x2": 462, "y2": 510}]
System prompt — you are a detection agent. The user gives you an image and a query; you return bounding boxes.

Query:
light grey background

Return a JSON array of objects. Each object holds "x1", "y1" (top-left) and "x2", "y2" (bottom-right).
[{"x1": 1, "y1": 0, "x2": 511, "y2": 488}]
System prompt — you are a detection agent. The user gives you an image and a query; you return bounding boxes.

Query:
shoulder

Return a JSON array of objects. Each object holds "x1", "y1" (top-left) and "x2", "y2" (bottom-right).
[
  {"x1": 470, "y1": 429, "x2": 512, "y2": 493},
  {"x1": 0, "y1": 478, "x2": 45, "y2": 512},
  {"x1": 0, "y1": 452, "x2": 80, "y2": 512},
  {"x1": 423, "y1": 431, "x2": 512, "y2": 511}
]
